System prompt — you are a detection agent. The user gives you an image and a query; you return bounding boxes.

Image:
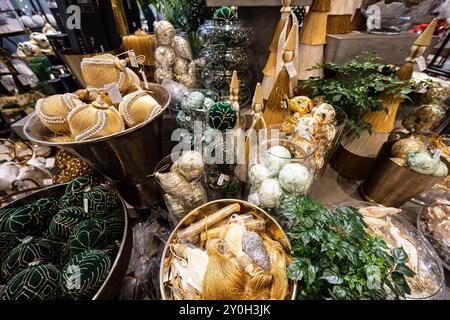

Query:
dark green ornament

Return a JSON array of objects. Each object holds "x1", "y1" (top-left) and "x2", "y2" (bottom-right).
[
  {"x1": 60, "y1": 250, "x2": 111, "y2": 300},
  {"x1": 68, "y1": 219, "x2": 109, "y2": 255},
  {"x1": 57, "y1": 244, "x2": 73, "y2": 268},
  {"x1": 0, "y1": 263, "x2": 60, "y2": 300},
  {"x1": 207, "y1": 102, "x2": 237, "y2": 131},
  {"x1": 83, "y1": 185, "x2": 119, "y2": 218},
  {"x1": 1, "y1": 237, "x2": 55, "y2": 281},
  {"x1": 4, "y1": 204, "x2": 52, "y2": 236},
  {"x1": 64, "y1": 176, "x2": 94, "y2": 202},
  {"x1": 49, "y1": 207, "x2": 87, "y2": 242},
  {"x1": 58, "y1": 194, "x2": 80, "y2": 210},
  {"x1": 32, "y1": 197, "x2": 59, "y2": 217},
  {"x1": 0, "y1": 208, "x2": 16, "y2": 232},
  {"x1": 0, "y1": 232, "x2": 21, "y2": 262},
  {"x1": 213, "y1": 6, "x2": 237, "y2": 24},
  {"x1": 105, "y1": 213, "x2": 125, "y2": 242},
  {"x1": 103, "y1": 243, "x2": 119, "y2": 261}
]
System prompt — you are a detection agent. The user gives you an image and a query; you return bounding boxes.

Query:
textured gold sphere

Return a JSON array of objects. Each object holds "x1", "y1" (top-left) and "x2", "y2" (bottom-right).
[{"x1": 391, "y1": 138, "x2": 425, "y2": 159}]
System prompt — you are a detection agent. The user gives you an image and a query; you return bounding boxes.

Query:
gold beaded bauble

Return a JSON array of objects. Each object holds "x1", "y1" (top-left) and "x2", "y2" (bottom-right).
[{"x1": 391, "y1": 138, "x2": 426, "y2": 159}]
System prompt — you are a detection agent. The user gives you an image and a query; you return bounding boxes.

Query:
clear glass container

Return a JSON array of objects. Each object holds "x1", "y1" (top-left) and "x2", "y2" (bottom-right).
[
  {"x1": 246, "y1": 137, "x2": 317, "y2": 211},
  {"x1": 418, "y1": 202, "x2": 450, "y2": 271},
  {"x1": 201, "y1": 68, "x2": 253, "y2": 91},
  {"x1": 154, "y1": 152, "x2": 208, "y2": 225},
  {"x1": 198, "y1": 20, "x2": 253, "y2": 49},
  {"x1": 339, "y1": 200, "x2": 446, "y2": 300},
  {"x1": 200, "y1": 46, "x2": 252, "y2": 71}
]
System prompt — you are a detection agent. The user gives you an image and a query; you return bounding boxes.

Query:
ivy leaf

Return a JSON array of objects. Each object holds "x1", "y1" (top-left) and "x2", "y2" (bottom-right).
[
  {"x1": 392, "y1": 248, "x2": 409, "y2": 265},
  {"x1": 320, "y1": 269, "x2": 343, "y2": 285},
  {"x1": 396, "y1": 264, "x2": 415, "y2": 278}
]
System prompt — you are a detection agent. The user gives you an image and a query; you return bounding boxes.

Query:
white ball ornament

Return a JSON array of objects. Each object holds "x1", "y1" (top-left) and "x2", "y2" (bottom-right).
[
  {"x1": 248, "y1": 164, "x2": 271, "y2": 187},
  {"x1": 312, "y1": 103, "x2": 336, "y2": 124},
  {"x1": 177, "y1": 151, "x2": 205, "y2": 181},
  {"x1": 279, "y1": 163, "x2": 312, "y2": 194},
  {"x1": 247, "y1": 192, "x2": 260, "y2": 206},
  {"x1": 295, "y1": 115, "x2": 318, "y2": 136},
  {"x1": 263, "y1": 146, "x2": 291, "y2": 175},
  {"x1": 258, "y1": 179, "x2": 283, "y2": 208}
]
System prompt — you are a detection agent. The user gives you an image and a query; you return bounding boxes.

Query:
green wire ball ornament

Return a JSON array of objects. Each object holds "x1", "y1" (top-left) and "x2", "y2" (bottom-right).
[
  {"x1": 213, "y1": 6, "x2": 237, "y2": 24},
  {"x1": 207, "y1": 102, "x2": 237, "y2": 132}
]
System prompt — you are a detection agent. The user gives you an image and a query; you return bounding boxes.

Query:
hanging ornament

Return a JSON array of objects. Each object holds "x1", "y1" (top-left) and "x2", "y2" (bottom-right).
[{"x1": 207, "y1": 102, "x2": 237, "y2": 132}]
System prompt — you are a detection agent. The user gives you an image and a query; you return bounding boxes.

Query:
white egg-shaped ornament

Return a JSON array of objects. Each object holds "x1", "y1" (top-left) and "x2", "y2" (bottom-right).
[
  {"x1": 433, "y1": 161, "x2": 449, "y2": 177},
  {"x1": 177, "y1": 150, "x2": 205, "y2": 181},
  {"x1": 248, "y1": 164, "x2": 271, "y2": 187},
  {"x1": 406, "y1": 151, "x2": 440, "y2": 175},
  {"x1": 247, "y1": 192, "x2": 260, "y2": 206},
  {"x1": 295, "y1": 115, "x2": 318, "y2": 136},
  {"x1": 319, "y1": 123, "x2": 337, "y2": 144},
  {"x1": 312, "y1": 103, "x2": 336, "y2": 124},
  {"x1": 279, "y1": 163, "x2": 312, "y2": 194},
  {"x1": 263, "y1": 146, "x2": 292, "y2": 176},
  {"x1": 258, "y1": 179, "x2": 283, "y2": 208}
]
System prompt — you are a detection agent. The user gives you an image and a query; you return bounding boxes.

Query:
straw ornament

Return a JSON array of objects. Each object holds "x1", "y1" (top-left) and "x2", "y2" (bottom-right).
[
  {"x1": 174, "y1": 57, "x2": 189, "y2": 75},
  {"x1": 118, "y1": 90, "x2": 162, "y2": 127},
  {"x1": 81, "y1": 54, "x2": 130, "y2": 92},
  {"x1": 35, "y1": 93, "x2": 84, "y2": 134},
  {"x1": 67, "y1": 98, "x2": 124, "y2": 141}
]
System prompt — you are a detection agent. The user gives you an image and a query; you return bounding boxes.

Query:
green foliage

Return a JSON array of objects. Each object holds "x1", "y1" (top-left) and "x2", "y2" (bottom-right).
[
  {"x1": 160, "y1": 0, "x2": 214, "y2": 57},
  {"x1": 299, "y1": 55, "x2": 408, "y2": 136},
  {"x1": 280, "y1": 196, "x2": 414, "y2": 300}
]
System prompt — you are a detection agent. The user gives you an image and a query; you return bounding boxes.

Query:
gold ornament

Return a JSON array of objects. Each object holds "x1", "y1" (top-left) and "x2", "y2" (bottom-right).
[
  {"x1": 391, "y1": 137, "x2": 426, "y2": 159},
  {"x1": 119, "y1": 90, "x2": 163, "y2": 127},
  {"x1": 81, "y1": 54, "x2": 131, "y2": 92},
  {"x1": 172, "y1": 36, "x2": 192, "y2": 59},
  {"x1": 175, "y1": 73, "x2": 196, "y2": 88},
  {"x1": 173, "y1": 57, "x2": 189, "y2": 75},
  {"x1": 35, "y1": 93, "x2": 84, "y2": 134},
  {"x1": 156, "y1": 171, "x2": 189, "y2": 194},
  {"x1": 312, "y1": 103, "x2": 336, "y2": 124},
  {"x1": 154, "y1": 67, "x2": 174, "y2": 83},
  {"x1": 67, "y1": 98, "x2": 125, "y2": 141},
  {"x1": 288, "y1": 96, "x2": 313, "y2": 114},
  {"x1": 177, "y1": 151, "x2": 205, "y2": 181},
  {"x1": 153, "y1": 20, "x2": 176, "y2": 45},
  {"x1": 390, "y1": 157, "x2": 406, "y2": 167},
  {"x1": 154, "y1": 45, "x2": 176, "y2": 67}
]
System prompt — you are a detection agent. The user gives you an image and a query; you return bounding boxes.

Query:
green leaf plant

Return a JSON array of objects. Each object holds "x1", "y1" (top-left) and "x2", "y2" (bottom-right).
[{"x1": 280, "y1": 196, "x2": 414, "y2": 300}]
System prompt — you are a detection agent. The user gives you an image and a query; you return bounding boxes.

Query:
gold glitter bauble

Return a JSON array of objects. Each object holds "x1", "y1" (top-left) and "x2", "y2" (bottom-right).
[
  {"x1": 390, "y1": 157, "x2": 406, "y2": 167},
  {"x1": 288, "y1": 96, "x2": 313, "y2": 115},
  {"x1": 391, "y1": 138, "x2": 425, "y2": 159}
]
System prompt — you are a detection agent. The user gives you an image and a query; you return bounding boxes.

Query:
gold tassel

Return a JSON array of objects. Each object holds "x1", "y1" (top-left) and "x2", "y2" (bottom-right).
[
  {"x1": 122, "y1": 30, "x2": 156, "y2": 67},
  {"x1": 202, "y1": 245, "x2": 246, "y2": 300},
  {"x1": 243, "y1": 272, "x2": 273, "y2": 300},
  {"x1": 298, "y1": 44, "x2": 324, "y2": 80},
  {"x1": 299, "y1": 11, "x2": 328, "y2": 45}
]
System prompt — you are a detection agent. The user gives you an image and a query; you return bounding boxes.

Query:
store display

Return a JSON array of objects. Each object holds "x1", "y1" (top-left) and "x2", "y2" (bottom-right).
[{"x1": 161, "y1": 200, "x2": 295, "y2": 300}]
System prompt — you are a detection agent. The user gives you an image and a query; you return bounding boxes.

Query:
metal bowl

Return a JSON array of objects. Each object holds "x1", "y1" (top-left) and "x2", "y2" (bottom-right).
[
  {"x1": 159, "y1": 199, "x2": 297, "y2": 300},
  {"x1": 1, "y1": 184, "x2": 132, "y2": 300},
  {"x1": 23, "y1": 83, "x2": 171, "y2": 209}
]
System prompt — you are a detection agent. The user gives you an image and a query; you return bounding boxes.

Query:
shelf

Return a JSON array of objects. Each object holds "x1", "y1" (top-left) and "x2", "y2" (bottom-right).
[
  {"x1": 206, "y1": 0, "x2": 312, "y2": 6},
  {"x1": 0, "y1": 28, "x2": 31, "y2": 39}
]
